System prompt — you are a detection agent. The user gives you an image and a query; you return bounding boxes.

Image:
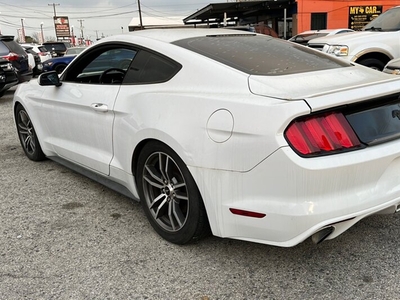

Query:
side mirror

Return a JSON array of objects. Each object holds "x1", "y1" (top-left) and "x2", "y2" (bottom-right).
[{"x1": 39, "y1": 71, "x2": 62, "y2": 87}]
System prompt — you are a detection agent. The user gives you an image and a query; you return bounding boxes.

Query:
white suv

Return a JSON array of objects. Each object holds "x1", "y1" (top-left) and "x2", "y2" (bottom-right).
[
  {"x1": 308, "y1": 6, "x2": 400, "y2": 70},
  {"x1": 20, "y1": 44, "x2": 52, "y2": 63}
]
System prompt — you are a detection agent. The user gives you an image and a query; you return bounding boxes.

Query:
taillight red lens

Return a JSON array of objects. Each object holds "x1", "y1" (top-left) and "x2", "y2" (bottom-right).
[
  {"x1": 2, "y1": 52, "x2": 19, "y2": 61},
  {"x1": 285, "y1": 112, "x2": 361, "y2": 156}
]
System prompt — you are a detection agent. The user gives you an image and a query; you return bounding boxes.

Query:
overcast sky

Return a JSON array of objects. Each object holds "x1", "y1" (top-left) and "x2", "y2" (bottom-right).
[{"x1": 0, "y1": 0, "x2": 222, "y2": 41}]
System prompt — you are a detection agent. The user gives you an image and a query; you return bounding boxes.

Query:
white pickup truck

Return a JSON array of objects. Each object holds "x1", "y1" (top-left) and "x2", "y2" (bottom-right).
[{"x1": 308, "y1": 6, "x2": 400, "y2": 71}]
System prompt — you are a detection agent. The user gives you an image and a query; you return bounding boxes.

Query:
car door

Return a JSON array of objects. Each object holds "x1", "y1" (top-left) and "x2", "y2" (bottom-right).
[{"x1": 39, "y1": 44, "x2": 137, "y2": 175}]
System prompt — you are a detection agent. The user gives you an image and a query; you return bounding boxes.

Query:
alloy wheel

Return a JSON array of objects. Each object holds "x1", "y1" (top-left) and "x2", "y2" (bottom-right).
[
  {"x1": 142, "y1": 152, "x2": 189, "y2": 232},
  {"x1": 17, "y1": 110, "x2": 37, "y2": 156}
]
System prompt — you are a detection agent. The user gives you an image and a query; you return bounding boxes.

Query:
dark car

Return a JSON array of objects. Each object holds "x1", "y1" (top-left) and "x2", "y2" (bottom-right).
[
  {"x1": 43, "y1": 47, "x2": 132, "y2": 74},
  {"x1": 43, "y1": 55, "x2": 75, "y2": 74},
  {"x1": 42, "y1": 47, "x2": 86, "y2": 74},
  {"x1": 42, "y1": 41, "x2": 72, "y2": 57},
  {"x1": 0, "y1": 35, "x2": 32, "y2": 83},
  {"x1": 0, "y1": 58, "x2": 18, "y2": 97}
]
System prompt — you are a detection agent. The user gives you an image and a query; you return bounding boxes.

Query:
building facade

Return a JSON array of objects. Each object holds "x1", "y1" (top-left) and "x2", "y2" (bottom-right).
[
  {"x1": 181, "y1": 0, "x2": 400, "y2": 39},
  {"x1": 296, "y1": 0, "x2": 400, "y2": 34}
]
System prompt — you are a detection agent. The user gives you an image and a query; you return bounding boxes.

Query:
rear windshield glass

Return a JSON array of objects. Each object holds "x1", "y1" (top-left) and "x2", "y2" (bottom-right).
[
  {"x1": 44, "y1": 43, "x2": 67, "y2": 51},
  {"x1": 0, "y1": 42, "x2": 10, "y2": 56},
  {"x1": 3, "y1": 40, "x2": 26, "y2": 55},
  {"x1": 290, "y1": 33, "x2": 328, "y2": 42},
  {"x1": 173, "y1": 34, "x2": 349, "y2": 75}
]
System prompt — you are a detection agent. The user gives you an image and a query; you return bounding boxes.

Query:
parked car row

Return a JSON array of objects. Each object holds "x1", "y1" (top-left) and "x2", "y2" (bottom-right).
[
  {"x1": 42, "y1": 47, "x2": 86, "y2": 74},
  {"x1": 0, "y1": 35, "x2": 87, "y2": 97},
  {"x1": 0, "y1": 35, "x2": 31, "y2": 96}
]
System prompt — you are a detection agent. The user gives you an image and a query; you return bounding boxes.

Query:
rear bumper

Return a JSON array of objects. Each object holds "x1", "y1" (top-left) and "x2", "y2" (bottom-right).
[
  {"x1": 190, "y1": 140, "x2": 400, "y2": 247},
  {"x1": 0, "y1": 70, "x2": 18, "y2": 93}
]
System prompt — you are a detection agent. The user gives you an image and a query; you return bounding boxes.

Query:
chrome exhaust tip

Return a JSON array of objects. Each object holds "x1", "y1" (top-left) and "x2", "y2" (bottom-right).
[{"x1": 311, "y1": 226, "x2": 334, "y2": 244}]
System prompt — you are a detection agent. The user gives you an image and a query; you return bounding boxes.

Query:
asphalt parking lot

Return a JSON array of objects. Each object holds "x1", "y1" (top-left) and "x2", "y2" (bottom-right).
[{"x1": 1, "y1": 86, "x2": 400, "y2": 299}]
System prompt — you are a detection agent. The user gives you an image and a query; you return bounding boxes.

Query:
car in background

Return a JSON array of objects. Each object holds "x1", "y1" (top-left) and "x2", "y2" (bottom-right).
[
  {"x1": 230, "y1": 24, "x2": 279, "y2": 38},
  {"x1": 383, "y1": 58, "x2": 400, "y2": 75},
  {"x1": 42, "y1": 47, "x2": 86, "y2": 74},
  {"x1": 289, "y1": 29, "x2": 354, "y2": 45},
  {"x1": 43, "y1": 41, "x2": 72, "y2": 57},
  {"x1": 13, "y1": 29, "x2": 400, "y2": 247},
  {"x1": 20, "y1": 44, "x2": 52, "y2": 63},
  {"x1": 22, "y1": 46, "x2": 43, "y2": 76},
  {"x1": 0, "y1": 35, "x2": 32, "y2": 82},
  {"x1": 0, "y1": 58, "x2": 18, "y2": 97},
  {"x1": 307, "y1": 6, "x2": 400, "y2": 70},
  {"x1": 64, "y1": 47, "x2": 86, "y2": 55}
]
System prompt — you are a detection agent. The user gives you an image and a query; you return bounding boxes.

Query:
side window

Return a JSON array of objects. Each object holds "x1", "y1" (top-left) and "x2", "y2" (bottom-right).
[
  {"x1": 63, "y1": 47, "x2": 137, "y2": 84},
  {"x1": 124, "y1": 49, "x2": 181, "y2": 84}
]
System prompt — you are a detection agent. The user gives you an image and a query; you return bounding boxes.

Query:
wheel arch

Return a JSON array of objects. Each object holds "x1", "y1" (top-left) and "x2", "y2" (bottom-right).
[
  {"x1": 131, "y1": 138, "x2": 155, "y2": 178},
  {"x1": 132, "y1": 138, "x2": 212, "y2": 242},
  {"x1": 130, "y1": 135, "x2": 194, "y2": 178},
  {"x1": 354, "y1": 51, "x2": 393, "y2": 66},
  {"x1": 13, "y1": 101, "x2": 21, "y2": 116},
  {"x1": 13, "y1": 101, "x2": 25, "y2": 121}
]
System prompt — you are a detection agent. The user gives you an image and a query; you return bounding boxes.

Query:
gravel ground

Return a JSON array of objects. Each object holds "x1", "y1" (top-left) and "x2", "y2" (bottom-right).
[{"x1": 1, "y1": 87, "x2": 400, "y2": 299}]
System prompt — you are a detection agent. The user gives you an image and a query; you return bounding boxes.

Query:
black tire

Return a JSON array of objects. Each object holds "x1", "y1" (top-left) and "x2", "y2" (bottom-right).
[
  {"x1": 15, "y1": 104, "x2": 46, "y2": 161},
  {"x1": 54, "y1": 64, "x2": 67, "y2": 74},
  {"x1": 357, "y1": 58, "x2": 386, "y2": 71},
  {"x1": 136, "y1": 141, "x2": 209, "y2": 244}
]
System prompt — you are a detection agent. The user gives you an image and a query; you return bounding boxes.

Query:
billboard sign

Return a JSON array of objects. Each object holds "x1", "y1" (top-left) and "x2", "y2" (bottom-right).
[
  {"x1": 349, "y1": 6, "x2": 382, "y2": 30},
  {"x1": 54, "y1": 16, "x2": 71, "y2": 38}
]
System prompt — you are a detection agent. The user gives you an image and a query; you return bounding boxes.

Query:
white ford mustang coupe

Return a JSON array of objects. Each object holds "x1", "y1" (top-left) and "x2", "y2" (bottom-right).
[{"x1": 13, "y1": 29, "x2": 400, "y2": 247}]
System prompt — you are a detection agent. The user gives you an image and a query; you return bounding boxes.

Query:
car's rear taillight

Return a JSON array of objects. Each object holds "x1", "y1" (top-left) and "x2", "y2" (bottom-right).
[
  {"x1": 284, "y1": 112, "x2": 361, "y2": 156},
  {"x1": 3, "y1": 52, "x2": 19, "y2": 61},
  {"x1": 38, "y1": 52, "x2": 47, "y2": 56}
]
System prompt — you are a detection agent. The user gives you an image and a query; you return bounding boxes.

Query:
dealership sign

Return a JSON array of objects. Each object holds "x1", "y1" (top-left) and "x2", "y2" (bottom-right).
[
  {"x1": 54, "y1": 16, "x2": 71, "y2": 39},
  {"x1": 349, "y1": 6, "x2": 382, "y2": 30}
]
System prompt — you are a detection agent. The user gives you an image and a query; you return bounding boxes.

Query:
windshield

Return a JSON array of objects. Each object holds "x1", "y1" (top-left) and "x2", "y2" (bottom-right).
[{"x1": 363, "y1": 7, "x2": 400, "y2": 31}]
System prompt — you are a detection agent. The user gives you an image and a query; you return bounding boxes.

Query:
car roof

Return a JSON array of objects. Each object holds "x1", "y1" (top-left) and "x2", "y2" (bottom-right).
[
  {"x1": 0, "y1": 35, "x2": 15, "y2": 41},
  {"x1": 97, "y1": 28, "x2": 256, "y2": 45},
  {"x1": 295, "y1": 29, "x2": 353, "y2": 35}
]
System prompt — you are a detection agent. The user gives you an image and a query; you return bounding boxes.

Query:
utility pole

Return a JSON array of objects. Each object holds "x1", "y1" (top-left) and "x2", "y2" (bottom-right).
[
  {"x1": 40, "y1": 22, "x2": 44, "y2": 43},
  {"x1": 48, "y1": 3, "x2": 60, "y2": 17},
  {"x1": 20, "y1": 18, "x2": 26, "y2": 43},
  {"x1": 48, "y1": 3, "x2": 60, "y2": 39},
  {"x1": 137, "y1": 0, "x2": 143, "y2": 30},
  {"x1": 77, "y1": 19, "x2": 84, "y2": 45}
]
